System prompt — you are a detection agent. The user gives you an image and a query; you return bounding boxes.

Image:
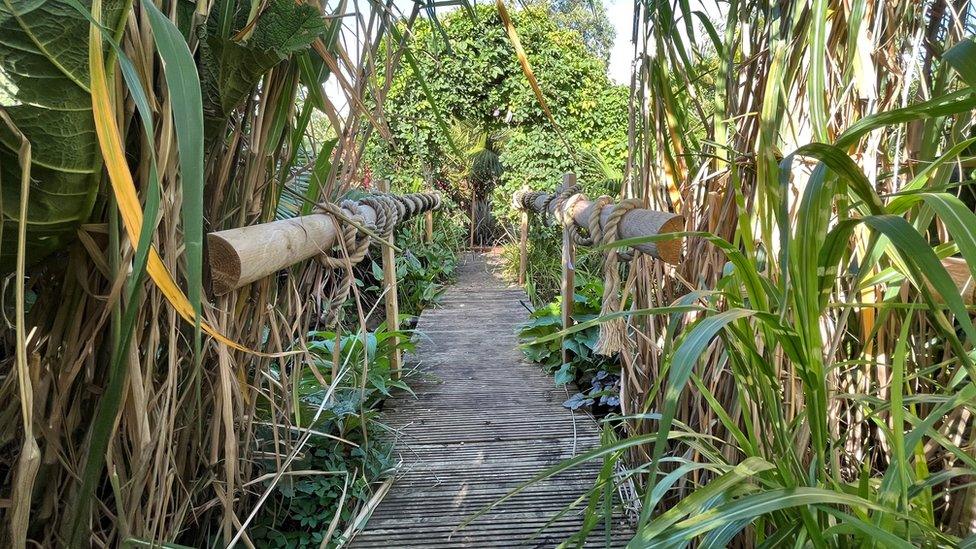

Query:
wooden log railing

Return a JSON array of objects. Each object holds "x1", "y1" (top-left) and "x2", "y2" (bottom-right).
[
  {"x1": 513, "y1": 173, "x2": 684, "y2": 284},
  {"x1": 513, "y1": 173, "x2": 685, "y2": 361},
  {"x1": 207, "y1": 191, "x2": 441, "y2": 378},
  {"x1": 512, "y1": 175, "x2": 975, "y2": 312},
  {"x1": 208, "y1": 192, "x2": 441, "y2": 296},
  {"x1": 513, "y1": 178, "x2": 683, "y2": 272}
]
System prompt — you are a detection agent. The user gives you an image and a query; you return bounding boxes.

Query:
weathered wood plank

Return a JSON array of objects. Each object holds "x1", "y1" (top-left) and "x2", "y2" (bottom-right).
[{"x1": 348, "y1": 252, "x2": 633, "y2": 547}]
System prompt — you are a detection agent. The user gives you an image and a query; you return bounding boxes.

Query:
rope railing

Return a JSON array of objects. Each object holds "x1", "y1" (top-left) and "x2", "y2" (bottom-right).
[
  {"x1": 207, "y1": 188, "x2": 441, "y2": 379},
  {"x1": 512, "y1": 181, "x2": 683, "y2": 264},
  {"x1": 513, "y1": 173, "x2": 684, "y2": 357},
  {"x1": 207, "y1": 191, "x2": 442, "y2": 296}
]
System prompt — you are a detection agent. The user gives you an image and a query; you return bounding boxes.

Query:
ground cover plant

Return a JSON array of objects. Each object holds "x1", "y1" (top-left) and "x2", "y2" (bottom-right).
[
  {"x1": 518, "y1": 276, "x2": 622, "y2": 412},
  {"x1": 249, "y1": 326, "x2": 412, "y2": 547}
]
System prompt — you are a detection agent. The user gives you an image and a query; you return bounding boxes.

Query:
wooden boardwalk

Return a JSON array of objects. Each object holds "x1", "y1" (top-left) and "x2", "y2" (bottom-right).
[{"x1": 350, "y1": 252, "x2": 630, "y2": 548}]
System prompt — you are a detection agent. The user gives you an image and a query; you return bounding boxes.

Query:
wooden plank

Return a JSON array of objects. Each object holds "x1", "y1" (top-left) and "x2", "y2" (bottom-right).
[{"x1": 348, "y1": 251, "x2": 633, "y2": 547}]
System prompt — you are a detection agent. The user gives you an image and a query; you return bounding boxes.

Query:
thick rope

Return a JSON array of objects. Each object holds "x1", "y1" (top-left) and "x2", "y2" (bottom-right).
[
  {"x1": 312, "y1": 191, "x2": 441, "y2": 324},
  {"x1": 360, "y1": 193, "x2": 400, "y2": 235},
  {"x1": 561, "y1": 192, "x2": 591, "y2": 245},
  {"x1": 595, "y1": 198, "x2": 642, "y2": 356},
  {"x1": 513, "y1": 188, "x2": 545, "y2": 212},
  {"x1": 316, "y1": 200, "x2": 374, "y2": 323},
  {"x1": 544, "y1": 185, "x2": 580, "y2": 226}
]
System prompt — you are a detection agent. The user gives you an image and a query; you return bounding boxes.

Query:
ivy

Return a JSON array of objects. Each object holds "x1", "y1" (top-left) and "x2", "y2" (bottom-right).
[{"x1": 367, "y1": 4, "x2": 629, "y2": 225}]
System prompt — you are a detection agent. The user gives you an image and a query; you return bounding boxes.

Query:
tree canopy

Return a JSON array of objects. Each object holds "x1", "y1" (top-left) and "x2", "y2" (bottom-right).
[
  {"x1": 529, "y1": 0, "x2": 615, "y2": 63},
  {"x1": 367, "y1": 4, "x2": 628, "y2": 223}
]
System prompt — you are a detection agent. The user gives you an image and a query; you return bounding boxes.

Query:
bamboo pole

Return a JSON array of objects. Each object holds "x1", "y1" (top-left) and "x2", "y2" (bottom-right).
[
  {"x1": 560, "y1": 174, "x2": 576, "y2": 367},
  {"x1": 378, "y1": 181, "x2": 402, "y2": 378},
  {"x1": 425, "y1": 210, "x2": 434, "y2": 244},
  {"x1": 517, "y1": 188, "x2": 683, "y2": 263},
  {"x1": 207, "y1": 192, "x2": 439, "y2": 295}
]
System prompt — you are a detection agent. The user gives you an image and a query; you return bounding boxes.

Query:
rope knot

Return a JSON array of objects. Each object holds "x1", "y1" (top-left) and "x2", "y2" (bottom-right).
[{"x1": 594, "y1": 198, "x2": 642, "y2": 356}]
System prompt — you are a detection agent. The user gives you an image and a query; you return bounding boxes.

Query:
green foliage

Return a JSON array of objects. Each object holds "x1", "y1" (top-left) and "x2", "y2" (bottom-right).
[
  {"x1": 526, "y1": 0, "x2": 616, "y2": 63},
  {"x1": 518, "y1": 276, "x2": 616, "y2": 387},
  {"x1": 0, "y1": 0, "x2": 126, "y2": 269},
  {"x1": 500, "y1": 223, "x2": 605, "y2": 305},
  {"x1": 346, "y1": 208, "x2": 464, "y2": 321},
  {"x1": 366, "y1": 4, "x2": 628, "y2": 224},
  {"x1": 250, "y1": 326, "x2": 412, "y2": 547},
  {"x1": 511, "y1": 109, "x2": 976, "y2": 547},
  {"x1": 198, "y1": 0, "x2": 328, "y2": 141},
  {"x1": 249, "y1": 439, "x2": 393, "y2": 548}
]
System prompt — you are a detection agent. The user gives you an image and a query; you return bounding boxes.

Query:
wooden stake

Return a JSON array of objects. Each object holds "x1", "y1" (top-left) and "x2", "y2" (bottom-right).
[
  {"x1": 469, "y1": 186, "x2": 476, "y2": 249},
  {"x1": 378, "y1": 181, "x2": 402, "y2": 378},
  {"x1": 425, "y1": 210, "x2": 434, "y2": 244},
  {"x1": 560, "y1": 173, "x2": 576, "y2": 368},
  {"x1": 519, "y1": 209, "x2": 529, "y2": 286}
]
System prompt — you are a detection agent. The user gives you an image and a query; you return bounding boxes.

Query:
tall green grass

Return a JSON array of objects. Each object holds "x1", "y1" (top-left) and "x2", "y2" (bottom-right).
[{"x1": 504, "y1": 1, "x2": 976, "y2": 545}]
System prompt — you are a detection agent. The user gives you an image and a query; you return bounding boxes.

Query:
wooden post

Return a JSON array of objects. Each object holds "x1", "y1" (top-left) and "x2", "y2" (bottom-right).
[
  {"x1": 469, "y1": 186, "x2": 476, "y2": 249},
  {"x1": 378, "y1": 181, "x2": 402, "y2": 378},
  {"x1": 518, "y1": 209, "x2": 529, "y2": 286},
  {"x1": 425, "y1": 210, "x2": 434, "y2": 244},
  {"x1": 560, "y1": 173, "x2": 576, "y2": 367}
]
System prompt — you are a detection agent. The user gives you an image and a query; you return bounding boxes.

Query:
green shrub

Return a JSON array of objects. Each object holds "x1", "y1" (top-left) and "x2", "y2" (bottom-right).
[
  {"x1": 517, "y1": 276, "x2": 618, "y2": 392},
  {"x1": 343, "y1": 208, "x2": 465, "y2": 323},
  {"x1": 249, "y1": 326, "x2": 414, "y2": 547}
]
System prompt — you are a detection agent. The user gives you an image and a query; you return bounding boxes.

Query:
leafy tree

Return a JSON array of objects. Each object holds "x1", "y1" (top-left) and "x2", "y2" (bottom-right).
[
  {"x1": 366, "y1": 4, "x2": 629, "y2": 232},
  {"x1": 528, "y1": 0, "x2": 616, "y2": 63},
  {"x1": 443, "y1": 121, "x2": 507, "y2": 245}
]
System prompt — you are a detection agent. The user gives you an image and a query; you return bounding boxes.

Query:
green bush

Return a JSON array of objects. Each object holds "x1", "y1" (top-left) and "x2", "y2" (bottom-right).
[
  {"x1": 517, "y1": 276, "x2": 618, "y2": 393},
  {"x1": 341, "y1": 207, "x2": 465, "y2": 324},
  {"x1": 249, "y1": 326, "x2": 414, "y2": 547}
]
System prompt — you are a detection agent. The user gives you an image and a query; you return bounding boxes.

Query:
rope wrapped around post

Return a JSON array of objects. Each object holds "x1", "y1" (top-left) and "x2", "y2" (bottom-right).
[
  {"x1": 512, "y1": 185, "x2": 683, "y2": 355},
  {"x1": 207, "y1": 191, "x2": 442, "y2": 296}
]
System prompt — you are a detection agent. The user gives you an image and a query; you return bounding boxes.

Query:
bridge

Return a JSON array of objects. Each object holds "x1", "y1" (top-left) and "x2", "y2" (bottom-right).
[{"x1": 349, "y1": 252, "x2": 633, "y2": 547}]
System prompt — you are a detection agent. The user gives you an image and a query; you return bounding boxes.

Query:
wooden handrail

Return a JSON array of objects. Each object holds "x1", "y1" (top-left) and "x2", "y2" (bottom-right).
[
  {"x1": 207, "y1": 192, "x2": 440, "y2": 295},
  {"x1": 514, "y1": 180, "x2": 684, "y2": 263}
]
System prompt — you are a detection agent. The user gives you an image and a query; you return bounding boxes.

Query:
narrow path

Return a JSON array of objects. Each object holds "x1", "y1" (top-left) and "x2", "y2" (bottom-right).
[{"x1": 350, "y1": 252, "x2": 630, "y2": 547}]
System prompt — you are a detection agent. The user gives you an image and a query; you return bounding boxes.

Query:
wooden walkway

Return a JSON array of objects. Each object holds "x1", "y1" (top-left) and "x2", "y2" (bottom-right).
[{"x1": 350, "y1": 252, "x2": 630, "y2": 548}]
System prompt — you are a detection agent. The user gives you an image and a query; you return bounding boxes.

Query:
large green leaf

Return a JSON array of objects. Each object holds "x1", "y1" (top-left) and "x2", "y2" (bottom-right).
[
  {"x1": 0, "y1": 0, "x2": 123, "y2": 270},
  {"x1": 199, "y1": 0, "x2": 328, "y2": 142}
]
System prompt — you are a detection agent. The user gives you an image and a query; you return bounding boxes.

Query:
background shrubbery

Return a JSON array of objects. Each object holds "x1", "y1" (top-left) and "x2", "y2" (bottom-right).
[{"x1": 368, "y1": 4, "x2": 627, "y2": 236}]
